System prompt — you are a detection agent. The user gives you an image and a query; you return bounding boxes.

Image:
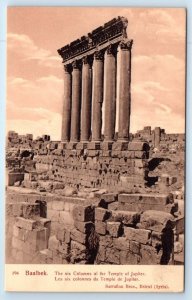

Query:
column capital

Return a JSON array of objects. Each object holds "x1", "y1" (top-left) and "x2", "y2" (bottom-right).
[
  {"x1": 94, "y1": 50, "x2": 104, "y2": 61},
  {"x1": 106, "y1": 43, "x2": 118, "y2": 56},
  {"x1": 64, "y1": 63, "x2": 72, "y2": 73},
  {"x1": 119, "y1": 39, "x2": 133, "y2": 50},
  {"x1": 72, "y1": 60, "x2": 82, "y2": 70},
  {"x1": 82, "y1": 55, "x2": 93, "y2": 67}
]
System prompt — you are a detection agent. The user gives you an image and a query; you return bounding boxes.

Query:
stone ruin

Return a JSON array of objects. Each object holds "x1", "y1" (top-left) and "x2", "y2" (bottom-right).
[{"x1": 6, "y1": 17, "x2": 184, "y2": 265}]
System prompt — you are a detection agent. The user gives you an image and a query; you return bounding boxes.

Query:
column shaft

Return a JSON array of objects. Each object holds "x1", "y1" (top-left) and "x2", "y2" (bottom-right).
[
  {"x1": 70, "y1": 61, "x2": 82, "y2": 142},
  {"x1": 92, "y1": 51, "x2": 104, "y2": 141},
  {"x1": 118, "y1": 40, "x2": 133, "y2": 141},
  {"x1": 104, "y1": 45, "x2": 117, "y2": 141},
  {"x1": 61, "y1": 65, "x2": 72, "y2": 142},
  {"x1": 81, "y1": 56, "x2": 92, "y2": 141}
]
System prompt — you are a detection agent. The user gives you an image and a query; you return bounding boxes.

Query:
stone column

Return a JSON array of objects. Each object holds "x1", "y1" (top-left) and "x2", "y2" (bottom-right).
[
  {"x1": 61, "y1": 64, "x2": 72, "y2": 142},
  {"x1": 118, "y1": 40, "x2": 133, "y2": 141},
  {"x1": 70, "y1": 60, "x2": 82, "y2": 142},
  {"x1": 92, "y1": 50, "x2": 104, "y2": 141},
  {"x1": 104, "y1": 44, "x2": 118, "y2": 141},
  {"x1": 80, "y1": 56, "x2": 93, "y2": 142}
]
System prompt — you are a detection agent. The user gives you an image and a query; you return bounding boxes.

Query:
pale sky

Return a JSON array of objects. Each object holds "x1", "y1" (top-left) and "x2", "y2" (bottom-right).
[{"x1": 6, "y1": 7, "x2": 186, "y2": 140}]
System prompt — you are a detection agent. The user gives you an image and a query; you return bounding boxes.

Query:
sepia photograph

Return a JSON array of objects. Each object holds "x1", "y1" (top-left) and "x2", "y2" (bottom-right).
[{"x1": 5, "y1": 6, "x2": 185, "y2": 292}]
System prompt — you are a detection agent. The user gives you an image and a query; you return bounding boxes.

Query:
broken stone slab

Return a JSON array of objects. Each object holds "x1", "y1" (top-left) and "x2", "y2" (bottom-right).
[
  {"x1": 73, "y1": 205, "x2": 94, "y2": 222},
  {"x1": 124, "y1": 227, "x2": 151, "y2": 244},
  {"x1": 106, "y1": 222, "x2": 122, "y2": 237},
  {"x1": 139, "y1": 210, "x2": 175, "y2": 232},
  {"x1": 15, "y1": 217, "x2": 37, "y2": 231},
  {"x1": 110, "y1": 210, "x2": 140, "y2": 225}
]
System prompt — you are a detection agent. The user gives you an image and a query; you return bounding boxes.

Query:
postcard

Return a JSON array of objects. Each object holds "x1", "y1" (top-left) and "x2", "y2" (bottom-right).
[{"x1": 5, "y1": 7, "x2": 185, "y2": 292}]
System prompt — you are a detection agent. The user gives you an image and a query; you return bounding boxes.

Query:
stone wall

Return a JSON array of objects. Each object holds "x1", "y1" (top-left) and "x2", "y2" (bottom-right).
[
  {"x1": 30, "y1": 141, "x2": 149, "y2": 192},
  {"x1": 6, "y1": 190, "x2": 179, "y2": 265}
]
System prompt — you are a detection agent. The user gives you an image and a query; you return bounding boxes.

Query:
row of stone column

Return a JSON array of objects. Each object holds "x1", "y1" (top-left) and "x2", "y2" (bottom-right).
[{"x1": 61, "y1": 40, "x2": 133, "y2": 143}]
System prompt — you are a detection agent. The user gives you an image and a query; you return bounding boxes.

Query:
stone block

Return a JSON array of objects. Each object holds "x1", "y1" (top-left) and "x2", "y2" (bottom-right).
[
  {"x1": 120, "y1": 250, "x2": 140, "y2": 264},
  {"x1": 64, "y1": 202, "x2": 75, "y2": 212},
  {"x1": 59, "y1": 211, "x2": 74, "y2": 225},
  {"x1": 52, "y1": 200, "x2": 64, "y2": 211},
  {"x1": 12, "y1": 203, "x2": 23, "y2": 217},
  {"x1": 101, "y1": 142, "x2": 113, "y2": 151},
  {"x1": 129, "y1": 241, "x2": 140, "y2": 255},
  {"x1": 56, "y1": 228, "x2": 71, "y2": 244},
  {"x1": 96, "y1": 245, "x2": 106, "y2": 262},
  {"x1": 16, "y1": 217, "x2": 37, "y2": 231},
  {"x1": 71, "y1": 228, "x2": 87, "y2": 244},
  {"x1": 107, "y1": 222, "x2": 121, "y2": 237},
  {"x1": 113, "y1": 237, "x2": 129, "y2": 251},
  {"x1": 73, "y1": 205, "x2": 94, "y2": 222},
  {"x1": 87, "y1": 142, "x2": 100, "y2": 150},
  {"x1": 140, "y1": 244, "x2": 163, "y2": 265},
  {"x1": 71, "y1": 240, "x2": 86, "y2": 251},
  {"x1": 124, "y1": 227, "x2": 151, "y2": 244},
  {"x1": 112, "y1": 142, "x2": 128, "y2": 151},
  {"x1": 95, "y1": 220, "x2": 106, "y2": 235},
  {"x1": 106, "y1": 248, "x2": 120, "y2": 264},
  {"x1": 99, "y1": 193, "x2": 118, "y2": 208},
  {"x1": 22, "y1": 203, "x2": 40, "y2": 219},
  {"x1": 12, "y1": 237, "x2": 24, "y2": 250},
  {"x1": 95, "y1": 208, "x2": 111, "y2": 221},
  {"x1": 99, "y1": 235, "x2": 113, "y2": 248},
  {"x1": 140, "y1": 210, "x2": 175, "y2": 232},
  {"x1": 128, "y1": 142, "x2": 150, "y2": 151},
  {"x1": 47, "y1": 209, "x2": 60, "y2": 222},
  {"x1": 48, "y1": 235, "x2": 59, "y2": 251},
  {"x1": 110, "y1": 210, "x2": 140, "y2": 225},
  {"x1": 74, "y1": 220, "x2": 94, "y2": 233}
]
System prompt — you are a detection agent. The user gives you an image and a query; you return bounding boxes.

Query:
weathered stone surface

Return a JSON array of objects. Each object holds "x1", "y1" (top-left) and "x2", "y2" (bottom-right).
[
  {"x1": 95, "y1": 220, "x2": 106, "y2": 235},
  {"x1": 73, "y1": 205, "x2": 94, "y2": 222},
  {"x1": 113, "y1": 237, "x2": 129, "y2": 251},
  {"x1": 15, "y1": 217, "x2": 37, "y2": 231},
  {"x1": 106, "y1": 248, "x2": 120, "y2": 264},
  {"x1": 71, "y1": 228, "x2": 87, "y2": 244},
  {"x1": 95, "y1": 208, "x2": 111, "y2": 221},
  {"x1": 106, "y1": 222, "x2": 121, "y2": 237},
  {"x1": 129, "y1": 240, "x2": 140, "y2": 254},
  {"x1": 99, "y1": 235, "x2": 113, "y2": 248},
  {"x1": 128, "y1": 142, "x2": 150, "y2": 151},
  {"x1": 120, "y1": 250, "x2": 140, "y2": 264},
  {"x1": 48, "y1": 235, "x2": 59, "y2": 251},
  {"x1": 47, "y1": 210, "x2": 60, "y2": 222},
  {"x1": 56, "y1": 227, "x2": 71, "y2": 243},
  {"x1": 59, "y1": 211, "x2": 74, "y2": 225},
  {"x1": 110, "y1": 210, "x2": 140, "y2": 225},
  {"x1": 139, "y1": 210, "x2": 175, "y2": 231},
  {"x1": 74, "y1": 220, "x2": 94, "y2": 233},
  {"x1": 52, "y1": 200, "x2": 64, "y2": 211},
  {"x1": 139, "y1": 244, "x2": 163, "y2": 265},
  {"x1": 124, "y1": 227, "x2": 151, "y2": 244}
]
